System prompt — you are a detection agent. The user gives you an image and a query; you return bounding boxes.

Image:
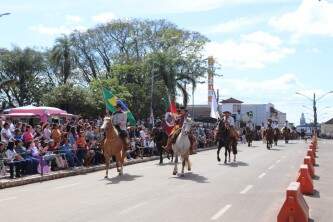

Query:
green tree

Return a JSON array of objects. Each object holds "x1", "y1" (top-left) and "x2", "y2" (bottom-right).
[
  {"x1": 0, "y1": 47, "x2": 49, "y2": 106},
  {"x1": 49, "y1": 35, "x2": 75, "y2": 84}
]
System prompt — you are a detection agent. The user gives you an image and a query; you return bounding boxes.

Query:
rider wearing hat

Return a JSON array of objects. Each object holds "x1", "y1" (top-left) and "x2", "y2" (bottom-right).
[
  {"x1": 164, "y1": 107, "x2": 195, "y2": 154},
  {"x1": 222, "y1": 111, "x2": 235, "y2": 128},
  {"x1": 112, "y1": 101, "x2": 129, "y2": 147}
]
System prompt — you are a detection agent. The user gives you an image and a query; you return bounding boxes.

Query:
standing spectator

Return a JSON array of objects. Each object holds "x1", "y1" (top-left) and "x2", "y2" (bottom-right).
[
  {"x1": 51, "y1": 124, "x2": 62, "y2": 146},
  {"x1": 22, "y1": 125, "x2": 34, "y2": 145},
  {"x1": 76, "y1": 131, "x2": 87, "y2": 166},
  {"x1": 1, "y1": 122, "x2": 13, "y2": 143},
  {"x1": 43, "y1": 123, "x2": 51, "y2": 140},
  {"x1": 68, "y1": 126, "x2": 77, "y2": 148},
  {"x1": 0, "y1": 142, "x2": 6, "y2": 176}
]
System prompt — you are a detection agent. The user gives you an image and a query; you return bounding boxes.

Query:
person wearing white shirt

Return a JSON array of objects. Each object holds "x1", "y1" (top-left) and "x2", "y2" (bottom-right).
[
  {"x1": 222, "y1": 111, "x2": 235, "y2": 127},
  {"x1": 1, "y1": 123, "x2": 13, "y2": 143}
]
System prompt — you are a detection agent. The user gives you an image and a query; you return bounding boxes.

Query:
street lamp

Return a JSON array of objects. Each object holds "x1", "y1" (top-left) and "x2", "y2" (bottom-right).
[
  {"x1": 0, "y1": 12, "x2": 11, "y2": 17},
  {"x1": 296, "y1": 91, "x2": 333, "y2": 132}
]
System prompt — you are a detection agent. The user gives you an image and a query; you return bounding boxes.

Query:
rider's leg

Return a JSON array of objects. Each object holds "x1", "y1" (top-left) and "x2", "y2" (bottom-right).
[{"x1": 188, "y1": 133, "x2": 196, "y2": 154}]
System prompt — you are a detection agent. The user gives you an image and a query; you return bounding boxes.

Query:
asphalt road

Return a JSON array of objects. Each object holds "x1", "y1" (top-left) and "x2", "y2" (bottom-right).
[{"x1": 0, "y1": 140, "x2": 331, "y2": 222}]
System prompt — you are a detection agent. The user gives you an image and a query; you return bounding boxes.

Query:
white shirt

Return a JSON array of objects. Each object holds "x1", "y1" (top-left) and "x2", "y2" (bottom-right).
[
  {"x1": 6, "y1": 149, "x2": 17, "y2": 162},
  {"x1": 43, "y1": 128, "x2": 51, "y2": 140},
  {"x1": 1, "y1": 128, "x2": 13, "y2": 143},
  {"x1": 224, "y1": 116, "x2": 235, "y2": 126}
]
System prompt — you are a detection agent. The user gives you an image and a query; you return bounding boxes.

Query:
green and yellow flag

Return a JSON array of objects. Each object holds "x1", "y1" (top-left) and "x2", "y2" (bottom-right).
[{"x1": 102, "y1": 88, "x2": 136, "y2": 126}]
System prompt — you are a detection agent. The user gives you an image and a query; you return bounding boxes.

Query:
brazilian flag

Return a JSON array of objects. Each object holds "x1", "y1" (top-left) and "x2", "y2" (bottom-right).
[{"x1": 102, "y1": 88, "x2": 136, "y2": 125}]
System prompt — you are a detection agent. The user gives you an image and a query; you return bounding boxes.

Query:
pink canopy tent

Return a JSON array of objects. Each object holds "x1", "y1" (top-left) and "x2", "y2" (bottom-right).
[{"x1": 4, "y1": 105, "x2": 74, "y2": 123}]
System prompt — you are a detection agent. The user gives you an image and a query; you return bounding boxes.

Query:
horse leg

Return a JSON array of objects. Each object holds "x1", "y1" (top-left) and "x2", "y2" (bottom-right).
[
  {"x1": 181, "y1": 156, "x2": 185, "y2": 176},
  {"x1": 217, "y1": 145, "x2": 221, "y2": 162},
  {"x1": 159, "y1": 146, "x2": 163, "y2": 165},
  {"x1": 104, "y1": 156, "x2": 109, "y2": 179},
  {"x1": 224, "y1": 146, "x2": 227, "y2": 164},
  {"x1": 228, "y1": 147, "x2": 231, "y2": 163},
  {"x1": 115, "y1": 152, "x2": 123, "y2": 176},
  {"x1": 187, "y1": 157, "x2": 191, "y2": 171},
  {"x1": 173, "y1": 155, "x2": 178, "y2": 175}
]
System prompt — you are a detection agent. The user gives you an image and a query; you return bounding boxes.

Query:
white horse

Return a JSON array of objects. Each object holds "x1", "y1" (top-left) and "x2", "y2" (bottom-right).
[{"x1": 172, "y1": 118, "x2": 193, "y2": 176}]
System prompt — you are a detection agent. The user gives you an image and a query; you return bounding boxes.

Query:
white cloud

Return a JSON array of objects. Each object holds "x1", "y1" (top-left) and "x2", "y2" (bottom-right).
[
  {"x1": 269, "y1": 0, "x2": 333, "y2": 39},
  {"x1": 30, "y1": 24, "x2": 86, "y2": 36},
  {"x1": 121, "y1": 0, "x2": 297, "y2": 14},
  {"x1": 92, "y1": 12, "x2": 116, "y2": 23},
  {"x1": 66, "y1": 15, "x2": 82, "y2": 23},
  {"x1": 205, "y1": 31, "x2": 295, "y2": 69},
  {"x1": 208, "y1": 17, "x2": 262, "y2": 34}
]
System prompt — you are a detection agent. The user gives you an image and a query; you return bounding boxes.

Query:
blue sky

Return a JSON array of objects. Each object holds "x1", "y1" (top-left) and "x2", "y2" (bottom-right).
[{"x1": 1, "y1": 0, "x2": 333, "y2": 124}]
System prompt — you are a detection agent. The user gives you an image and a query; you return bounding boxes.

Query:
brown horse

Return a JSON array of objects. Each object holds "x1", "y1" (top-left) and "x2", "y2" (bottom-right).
[{"x1": 100, "y1": 117, "x2": 127, "y2": 178}]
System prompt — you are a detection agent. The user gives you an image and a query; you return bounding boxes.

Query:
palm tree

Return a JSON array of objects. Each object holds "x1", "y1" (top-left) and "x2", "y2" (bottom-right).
[
  {"x1": 150, "y1": 52, "x2": 197, "y2": 107},
  {"x1": 50, "y1": 35, "x2": 74, "y2": 84}
]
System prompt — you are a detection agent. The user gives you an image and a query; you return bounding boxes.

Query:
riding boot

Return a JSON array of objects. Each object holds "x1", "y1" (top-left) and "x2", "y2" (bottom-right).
[{"x1": 164, "y1": 137, "x2": 173, "y2": 153}]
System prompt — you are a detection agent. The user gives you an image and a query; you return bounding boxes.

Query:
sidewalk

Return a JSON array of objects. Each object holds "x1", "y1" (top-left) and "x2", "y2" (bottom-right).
[
  {"x1": 0, "y1": 146, "x2": 216, "y2": 189},
  {"x1": 304, "y1": 140, "x2": 333, "y2": 222}
]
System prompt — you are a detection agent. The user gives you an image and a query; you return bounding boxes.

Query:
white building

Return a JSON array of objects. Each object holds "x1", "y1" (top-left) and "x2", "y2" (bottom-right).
[{"x1": 220, "y1": 98, "x2": 287, "y2": 128}]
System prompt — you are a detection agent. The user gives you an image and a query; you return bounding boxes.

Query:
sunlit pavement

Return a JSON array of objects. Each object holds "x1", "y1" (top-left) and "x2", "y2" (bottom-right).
[{"x1": 0, "y1": 140, "x2": 331, "y2": 222}]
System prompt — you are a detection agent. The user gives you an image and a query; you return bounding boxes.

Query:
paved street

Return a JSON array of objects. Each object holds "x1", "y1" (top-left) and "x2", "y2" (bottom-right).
[{"x1": 0, "y1": 140, "x2": 332, "y2": 222}]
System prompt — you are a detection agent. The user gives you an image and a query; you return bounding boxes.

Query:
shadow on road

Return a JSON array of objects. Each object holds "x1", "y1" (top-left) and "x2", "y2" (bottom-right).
[
  {"x1": 220, "y1": 161, "x2": 249, "y2": 168},
  {"x1": 308, "y1": 189, "x2": 320, "y2": 199},
  {"x1": 106, "y1": 174, "x2": 143, "y2": 184},
  {"x1": 154, "y1": 162, "x2": 174, "y2": 166},
  {"x1": 170, "y1": 172, "x2": 209, "y2": 183}
]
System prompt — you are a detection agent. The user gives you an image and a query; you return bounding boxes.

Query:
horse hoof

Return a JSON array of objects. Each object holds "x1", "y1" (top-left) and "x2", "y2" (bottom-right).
[
  {"x1": 217, "y1": 157, "x2": 221, "y2": 162},
  {"x1": 173, "y1": 171, "x2": 177, "y2": 175},
  {"x1": 104, "y1": 176, "x2": 108, "y2": 179}
]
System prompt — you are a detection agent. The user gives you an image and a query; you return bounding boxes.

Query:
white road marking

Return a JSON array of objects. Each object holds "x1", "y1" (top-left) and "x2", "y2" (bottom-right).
[
  {"x1": 268, "y1": 165, "x2": 275, "y2": 170},
  {"x1": 240, "y1": 185, "x2": 253, "y2": 194},
  {"x1": 211, "y1": 204, "x2": 232, "y2": 221},
  {"x1": 258, "y1": 173, "x2": 266, "y2": 179},
  {"x1": 276, "y1": 159, "x2": 281, "y2": 164},
  {"x1": 0, "y1": 197, "x2": 17, "y2": 202},
  {"x1": 54, "y1": 182, "x2": 80, "y2": 190},
  {"x1": 119, "y1": 202, "x2": 148, "y2": 215}
]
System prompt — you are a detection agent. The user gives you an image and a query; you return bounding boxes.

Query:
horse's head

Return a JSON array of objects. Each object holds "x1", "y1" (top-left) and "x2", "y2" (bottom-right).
[
  {"x1": 100, "y1": 117, "x2": 113, "y2": 130},
  {"x1": 182, "y1": 118, "x2": 193, "y2": 134}
]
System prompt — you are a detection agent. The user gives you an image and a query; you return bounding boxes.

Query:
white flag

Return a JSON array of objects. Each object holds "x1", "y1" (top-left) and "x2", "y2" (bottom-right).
[{"x1": 210, "y1": 92, "x2": 220, "y2": 119}]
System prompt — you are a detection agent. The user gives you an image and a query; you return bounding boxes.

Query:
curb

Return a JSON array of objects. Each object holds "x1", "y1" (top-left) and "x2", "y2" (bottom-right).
[{"x1": 0, "y1": 147, "x2": 216, "y2": 189}]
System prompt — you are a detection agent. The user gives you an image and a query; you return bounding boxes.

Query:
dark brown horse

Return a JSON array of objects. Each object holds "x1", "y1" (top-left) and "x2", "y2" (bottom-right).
[
  {"x1": 273, "y1": 128, "x2": 280, "y2": 146},
  {"x1": 282, "y1": 127, "x2": 290, "y2": 144},
  {"x1": 264, "y1": 127, "x2": 274, "y2": 149},
  {"x1": 245, "y1": 127, "x2": 253, "y2": 147},
  {"x1": 151, "y1": 126, "x2": 173, "y2": 164},
  {"x1": 216, "y1": 120, "x2": 239, "y2": 163}
]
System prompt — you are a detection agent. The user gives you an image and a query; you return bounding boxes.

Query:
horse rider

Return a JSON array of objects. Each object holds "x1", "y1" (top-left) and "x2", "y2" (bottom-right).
[
  {"x1": 112, "y1": 101, "x2": 129, "y2": 148},
  {"x1": 164, "y1": 107, "x2": 195, "y2": 155},
  {"x1": 222, "y1": 111, "x2": 235, "y2": 128}
]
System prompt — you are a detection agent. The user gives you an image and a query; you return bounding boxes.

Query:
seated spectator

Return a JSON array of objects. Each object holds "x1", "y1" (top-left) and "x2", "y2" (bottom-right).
[
  {"x1": 16, "y1": 140, "x2": 38, "y2": 175},
  {"x1": 59, "y1": 138, "x2": 75, "y2": 168},
  {"x1": 13, "y1": 129, "x2": 23, "y2": 141},
  {"x1": 5, "y1": 141, "x2": 25, "y2": 178}
]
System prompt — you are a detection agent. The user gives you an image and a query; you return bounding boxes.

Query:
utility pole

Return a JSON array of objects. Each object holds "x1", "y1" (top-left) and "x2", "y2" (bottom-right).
[{"x1": 313, "y1": 93, "x2": 317, "y2": 130}]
